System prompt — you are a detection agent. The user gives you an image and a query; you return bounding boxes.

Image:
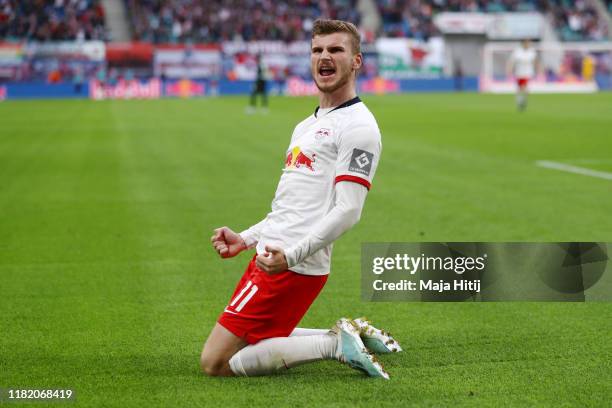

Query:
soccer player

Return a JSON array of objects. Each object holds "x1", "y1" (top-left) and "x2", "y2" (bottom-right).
[
  {"x1": 507, "y1": 39, "x2": 538, "y2": 111},
  {"x1": 201, "y1": 19, "x2": 401, "y2": 379},
  {"x1": 247, "y1": 54, "x2": 268, "y2": 113}
]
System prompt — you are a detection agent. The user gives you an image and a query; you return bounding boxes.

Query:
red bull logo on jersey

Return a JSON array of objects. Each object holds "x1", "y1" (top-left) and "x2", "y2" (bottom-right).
[{"x1": 285, "y1": 146, "x2": 316, "y2": 171}]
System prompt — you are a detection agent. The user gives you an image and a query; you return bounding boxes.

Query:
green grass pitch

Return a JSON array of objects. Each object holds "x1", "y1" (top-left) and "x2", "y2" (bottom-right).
[{"x1": 1, "y1": 93, "x2": 611, "y2": 407}]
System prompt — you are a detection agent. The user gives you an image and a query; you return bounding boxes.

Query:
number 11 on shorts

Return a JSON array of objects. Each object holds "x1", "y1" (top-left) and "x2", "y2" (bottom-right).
[{"x1": 225, "y1": 280, "x2": 258, "y2": 314}]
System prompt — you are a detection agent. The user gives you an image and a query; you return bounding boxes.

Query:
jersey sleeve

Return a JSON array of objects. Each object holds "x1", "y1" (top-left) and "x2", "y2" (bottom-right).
[{"x1": 334, "y1": 124, "x2": 382, "y2": 190}]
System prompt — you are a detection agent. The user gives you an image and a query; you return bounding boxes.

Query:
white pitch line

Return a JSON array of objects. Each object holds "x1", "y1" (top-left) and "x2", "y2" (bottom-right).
[
  {"x1": 536, "y1": 160, "x2": 612, "y2": 181},
  {"x1": 570, "y1": 159, "x2": 612, "y2": 165}
]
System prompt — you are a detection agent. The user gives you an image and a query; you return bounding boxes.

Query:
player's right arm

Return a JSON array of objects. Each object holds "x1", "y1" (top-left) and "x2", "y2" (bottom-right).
[
  {"x1": 212, "y1": 125, "x2": 297, "y2": 259},
  {"x1": 211, "y1": 226, "x2": 247, "y2": 258},
  {"x1": 211, "y1": 217, "x2": 268, "y2": 258},
  {"x1": 238, "y1": 218, "x2": 268, "y2": 249}
]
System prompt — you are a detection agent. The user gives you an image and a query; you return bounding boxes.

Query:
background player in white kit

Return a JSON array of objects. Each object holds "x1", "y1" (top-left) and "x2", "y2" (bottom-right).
[
  {"x1": 200, "y1": 19, "x2": 402, "y2": 379},
  {"x1": 508, "y1": 39, "x2": 539, "y2": 111}
]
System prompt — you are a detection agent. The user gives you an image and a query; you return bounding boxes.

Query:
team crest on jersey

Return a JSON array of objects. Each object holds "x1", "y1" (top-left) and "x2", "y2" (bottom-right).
[
  {"x1": 285, "y1": 146, "x2": 316, "y2": 171},
  {"x1": 315, "y1": 128, "x2": 332, "y2": 140}
]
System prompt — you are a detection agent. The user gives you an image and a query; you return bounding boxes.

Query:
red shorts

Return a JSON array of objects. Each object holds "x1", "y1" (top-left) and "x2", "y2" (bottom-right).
[
  {"x1": 517, "y1": 78, "x2": 529, "y2": 88},
  {"x1": 218, "y1": 255, "x2": 328, "y2": 344}
]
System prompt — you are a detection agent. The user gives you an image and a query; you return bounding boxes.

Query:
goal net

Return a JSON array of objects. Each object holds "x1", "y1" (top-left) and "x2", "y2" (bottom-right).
[{"x1": 480, "y1": 41, "x2": 612, "y2": 93}]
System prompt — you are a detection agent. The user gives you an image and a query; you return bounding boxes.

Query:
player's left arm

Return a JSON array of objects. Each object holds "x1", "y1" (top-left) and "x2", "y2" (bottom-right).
[
  {"x1": 256, "y1": 182, "x2": 367, "y2": 273},
  {"x1": 256, "y1": 124, "x2": 381, "y2": 273}
]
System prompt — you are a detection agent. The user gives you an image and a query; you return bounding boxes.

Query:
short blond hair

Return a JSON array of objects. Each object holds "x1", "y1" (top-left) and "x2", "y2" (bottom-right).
[{"x1": 312, "y1": 19, "x2": 361, "y2": 55}]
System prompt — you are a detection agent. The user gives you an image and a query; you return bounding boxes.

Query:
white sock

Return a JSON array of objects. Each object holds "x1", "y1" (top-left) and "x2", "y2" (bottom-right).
[
  {"x1": 229, "y1": 334, "x2": 337, "y2": 376},
  {"x1": 290, "y1": 327, "x2": 329, "y2": 336}
]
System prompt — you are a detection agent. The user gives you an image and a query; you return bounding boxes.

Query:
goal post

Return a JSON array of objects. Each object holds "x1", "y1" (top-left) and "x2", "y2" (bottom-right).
[{"x1": 480, "y1": 41, "x2": 612, "y2": 93}]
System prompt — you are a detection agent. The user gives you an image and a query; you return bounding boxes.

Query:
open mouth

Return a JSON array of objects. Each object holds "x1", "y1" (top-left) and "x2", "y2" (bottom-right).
[{"x1": 318, "y1": 66, "x2": 336, "y2": 77}]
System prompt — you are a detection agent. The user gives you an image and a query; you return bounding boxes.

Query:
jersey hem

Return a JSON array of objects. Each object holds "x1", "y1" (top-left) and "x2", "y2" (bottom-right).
[{"x1": 287, "y1": 268, "x2": 330, "y2": 276}]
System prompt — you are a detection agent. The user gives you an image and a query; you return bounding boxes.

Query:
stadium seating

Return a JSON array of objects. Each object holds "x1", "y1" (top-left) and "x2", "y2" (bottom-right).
[
  {"x1": 0, "y1": 0, "x2": 608, "y2": 43},
  {"x1": 546, "y1": 0, "x2": 609, "y2": 41},
  {"x1": 124, "y1": 0, "x2": 359, "y2": 43},
  {"x1": 123, "y1": 0, "x2": 609, "y2": 42},
  {"x1": 0, "y1": 0, "x2": 107, "y2": 41},
  {"x1": 376, "y1": 0, "x2": 609, "y2": 41}
]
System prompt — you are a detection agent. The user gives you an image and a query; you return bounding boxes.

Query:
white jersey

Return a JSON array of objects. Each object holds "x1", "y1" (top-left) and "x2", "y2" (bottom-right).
[
  {"x1": 252, "y1": 97, "x2": 381, "y2": 276},
  {"x1": 511, "y1": 46, "x2": 536, "y2": 78}
]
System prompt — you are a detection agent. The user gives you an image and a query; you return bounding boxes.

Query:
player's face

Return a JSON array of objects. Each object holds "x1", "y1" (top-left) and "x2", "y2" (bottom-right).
[{"x1": 311, "y1": 33, "x2": 362, "y2": 94}]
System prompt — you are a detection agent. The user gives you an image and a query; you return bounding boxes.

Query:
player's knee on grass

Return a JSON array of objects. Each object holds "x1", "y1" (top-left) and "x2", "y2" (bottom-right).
[
  {"x1": 200, "y1": 323, "x2": 247, "y2": 376},
  {"x1": 200, "y1": 351, "x2": 233, "y2": 377}
]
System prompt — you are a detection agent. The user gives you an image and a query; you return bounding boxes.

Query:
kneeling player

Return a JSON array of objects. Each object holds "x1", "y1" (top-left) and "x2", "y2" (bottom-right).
[{"x1": 201, "y1": 19, "x2": 401, "y2": 379}]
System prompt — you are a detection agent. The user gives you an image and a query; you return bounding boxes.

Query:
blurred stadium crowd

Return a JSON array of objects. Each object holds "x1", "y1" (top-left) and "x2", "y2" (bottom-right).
[
  {"x1": 0, "y1": 0, "x2": 609, "y2": 43},
  {"x1": 0, "y1": 0, "x2": 610, "y2": 94},
  {"x1": 125, "y1": 0, "x2": 359, "y2": 42},
  {"x1": 0, "y1": 0, "x2": 107, "y2": 41},
  {"x1": 549, "y1": 0, "x2": 609, "y2": 41}
]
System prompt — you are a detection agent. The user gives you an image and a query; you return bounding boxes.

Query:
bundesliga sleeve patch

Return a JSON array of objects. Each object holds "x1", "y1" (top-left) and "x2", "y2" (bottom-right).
[{"x1": 349, "y1": 149, "x2": 374, "y2": 176}]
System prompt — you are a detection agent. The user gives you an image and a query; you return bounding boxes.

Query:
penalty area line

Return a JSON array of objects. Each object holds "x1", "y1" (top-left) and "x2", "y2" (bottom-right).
[{"x1": 536, "y1": 160, "x2": 612, "y2": 181}]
